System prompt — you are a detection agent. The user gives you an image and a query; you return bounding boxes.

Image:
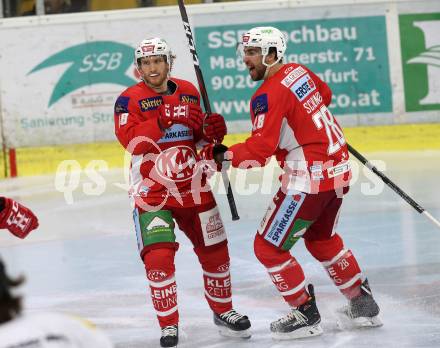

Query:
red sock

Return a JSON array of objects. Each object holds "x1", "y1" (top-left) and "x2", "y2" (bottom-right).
[
  {"x1": 305, "y1": 235, "x2": 363, "y2": 299},
  {"x1": 196, "y1": 243, "x2": 232, "y2": 314},
  {"x1": 143, "y1": 248, "x2": 179, "y2": 327},
  {"x1": 267, "y1": 257, "x2": 308, "y2": 307},
  {"x1": 254, "y1": 234, "x2": 308, "y2": 307},
  {"x1": 203, "y1": 268, "x2": 232, "y2": 314},
  {"x1": 322, "y1": 249, "x2": 363, "y2": 299}
]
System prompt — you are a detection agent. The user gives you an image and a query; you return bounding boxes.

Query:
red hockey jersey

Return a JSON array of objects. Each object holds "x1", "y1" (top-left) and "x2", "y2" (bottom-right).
[
  {"x1": 114, "y1": 78, "x2": 212, "y2": 207},
  {"x1": 228, "y1": 63, "x2": 351, "y2": 193}
]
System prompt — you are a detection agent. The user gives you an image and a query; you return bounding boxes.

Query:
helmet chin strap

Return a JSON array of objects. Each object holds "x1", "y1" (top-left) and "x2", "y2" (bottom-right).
[{"x1": 262, "y1": 54, "x2": 281, "y2": 80}]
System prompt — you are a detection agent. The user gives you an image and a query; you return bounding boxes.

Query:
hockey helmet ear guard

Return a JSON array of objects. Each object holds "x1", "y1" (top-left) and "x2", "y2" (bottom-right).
[
  {"x1": 237, "y1": 27, "x2": 287, "y2": 68},
  {"x1": 134, "y1": 37, "x2": 175, "y2": 71}
]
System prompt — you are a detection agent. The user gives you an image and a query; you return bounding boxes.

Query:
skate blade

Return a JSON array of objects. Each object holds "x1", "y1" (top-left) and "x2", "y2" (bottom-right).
[
  {"x1": 352, "y1": 315, "x2": 383, "y2": 328},
  {"x1": 271, "y1": 324, "x2": 323, "y2": 340},
  {"x1": 217, "y1": 326, "x2": 251, "y2": 339},
  {"x1": 336, "y1": 311, "x2": 383, "y2": 330}
]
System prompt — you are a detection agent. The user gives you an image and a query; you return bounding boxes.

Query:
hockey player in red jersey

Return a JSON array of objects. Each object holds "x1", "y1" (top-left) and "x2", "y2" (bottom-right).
[
  {"x1": 0, "y1": 197, "x2": 39, "y2": 239},
  {"x1": 201, "y1": 27, "x2": 381, "y2": 340},
  {"x1": 113, "y1": 37, "x2": 250, "y2": 347}
]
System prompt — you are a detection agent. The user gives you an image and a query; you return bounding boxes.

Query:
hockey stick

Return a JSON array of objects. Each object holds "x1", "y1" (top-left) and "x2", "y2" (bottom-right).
[
  {"x1": 177, "y1": 0, "x2": 240, "y2": 221},
  {"x1": 347, "y1": 144, "x2": 440, "y2": 229}
]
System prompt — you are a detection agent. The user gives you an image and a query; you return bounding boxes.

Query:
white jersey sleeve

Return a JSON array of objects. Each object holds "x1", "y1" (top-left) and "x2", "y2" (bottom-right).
[{"x1": 0, "y1": 312, "x2": 113, "y2": 348}]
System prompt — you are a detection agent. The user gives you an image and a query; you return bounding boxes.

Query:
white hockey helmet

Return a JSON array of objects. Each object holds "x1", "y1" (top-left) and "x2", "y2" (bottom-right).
[
  {"x1": 239, "y1": 27, "x2": 287, "y2": 67},
  {"x1": 134, "y1": 37, "x2": 174, "y2": 69}
]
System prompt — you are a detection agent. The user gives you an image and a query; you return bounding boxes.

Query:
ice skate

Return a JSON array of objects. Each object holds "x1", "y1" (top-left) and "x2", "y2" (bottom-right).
[
  {"x1": 160, "y1": 325, "x2": 178, "y2": 347},
  {"x1": 213, "y1": 309, "x2": 251, "y2": 338},
  {"x1": 337, "y1": 278, "x2": 382, "y2": 329},
  {"x1": 270, "y1": 284, "x2": 323, "y2": 340}
]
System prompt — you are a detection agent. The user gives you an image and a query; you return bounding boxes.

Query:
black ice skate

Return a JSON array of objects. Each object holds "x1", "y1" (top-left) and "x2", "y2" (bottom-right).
[
  {"x1": 160, "y1": 325, "x2": 178, "y2": 348},
  {"x1": 270, "y1": 284, "x2": 323, "y2": 340},
  {"x1": 337, "y1": 278, "x2": 382, "y2": 328},
  {"x1": 213, "y1": 309, "x2": 251, "y2": 338}
]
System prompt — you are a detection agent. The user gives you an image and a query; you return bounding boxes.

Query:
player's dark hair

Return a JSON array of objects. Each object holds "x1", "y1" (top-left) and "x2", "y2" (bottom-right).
[
  {"x1": 0, "y1": 259, "x2": 24, "y2": 324},
  {"x1": 268, "y1": 47, "x2": 283, "y2": 63}
]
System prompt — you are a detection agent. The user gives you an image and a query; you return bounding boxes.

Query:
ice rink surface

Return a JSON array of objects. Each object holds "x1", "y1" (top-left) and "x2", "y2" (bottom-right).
[{"x1": 1, "y1": 150, "x2": 440, "y2": 348}]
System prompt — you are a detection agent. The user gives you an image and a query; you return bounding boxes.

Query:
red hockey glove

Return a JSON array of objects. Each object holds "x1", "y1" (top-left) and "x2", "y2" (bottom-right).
[
  {"x1": 0, "y1": 197, "x2": 39, "y2": 239},
  {"x1": 203, "y1": 113, "x2": 227, "y2": 143},
  {"x1": 199, "y1": 143, "x2": 229, "y2": 165},
  {"x1": 158, "y1": 103, "x2": 204, "y2": 130}
]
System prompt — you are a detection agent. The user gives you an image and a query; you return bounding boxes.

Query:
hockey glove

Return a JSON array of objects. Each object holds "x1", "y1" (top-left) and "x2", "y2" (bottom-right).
[
  {"x1": 158, "y1": 103, "x2": 204, "y2": 130},
  {"x1": 0, "y1": 197, "x2": 39, "y2": 239},
  {"x1": 203, "y1": 113, "x2": 227, "y2": 143},
  {"x1": 199, "y1": 143, "x2": 229, "y2": 165}
]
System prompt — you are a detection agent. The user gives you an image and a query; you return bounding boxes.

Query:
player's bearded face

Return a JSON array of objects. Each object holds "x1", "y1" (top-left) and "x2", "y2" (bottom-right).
[
  {"x1": 243, "y1": 47, "x2": 266, "y2": 81},
  {"x1": 138, "y1": 56, "x2": 169, "y2": 90}
]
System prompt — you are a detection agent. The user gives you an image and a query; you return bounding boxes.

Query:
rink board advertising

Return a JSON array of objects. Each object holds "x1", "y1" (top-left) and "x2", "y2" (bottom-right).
[
  {"x1": 1, "y1": 4, "x2": 439, "y2": 149},
  {"x1": 399, "y1": 12, "x2": 440, "y2": 112},
  {"x1": 0, "y1": 38, "x2": 139, "y2": 147},
  {"x1": 195, "y1": 16, "x2": 392, "y2": 121}
]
